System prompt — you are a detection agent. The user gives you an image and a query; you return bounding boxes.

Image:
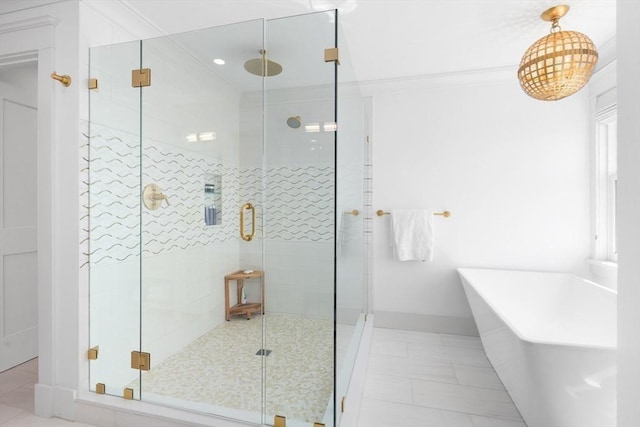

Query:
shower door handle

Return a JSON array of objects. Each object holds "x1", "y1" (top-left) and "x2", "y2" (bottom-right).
[{"x1": 240, "y1": 202, "x2": 256, "y2": 241}]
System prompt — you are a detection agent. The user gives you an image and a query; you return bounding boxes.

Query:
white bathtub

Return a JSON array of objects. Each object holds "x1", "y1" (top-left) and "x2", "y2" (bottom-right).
[{"x1": 457, "y1": 268, "x2": 616, "y2": 427}]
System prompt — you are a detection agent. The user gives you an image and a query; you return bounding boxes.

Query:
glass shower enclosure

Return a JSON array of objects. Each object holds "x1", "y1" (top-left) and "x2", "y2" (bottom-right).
[{"x1": 88, "y1": 10, "x2": 366, "y2": 427}]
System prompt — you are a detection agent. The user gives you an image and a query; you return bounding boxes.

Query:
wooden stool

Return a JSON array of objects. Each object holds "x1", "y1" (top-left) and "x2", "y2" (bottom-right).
[{"x1": 224, "y1": 270, "x2": 264, "y2": 320}]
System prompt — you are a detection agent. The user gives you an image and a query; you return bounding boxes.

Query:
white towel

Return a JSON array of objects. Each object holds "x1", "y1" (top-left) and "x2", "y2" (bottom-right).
[{"x1": 390, "y1": 209, "x2": 434, "y2": 261}]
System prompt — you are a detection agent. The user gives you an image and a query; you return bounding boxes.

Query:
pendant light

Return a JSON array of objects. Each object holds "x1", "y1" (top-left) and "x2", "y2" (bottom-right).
[{"x1": 518, "y1": 5, "x2": 598, "y2": 101}]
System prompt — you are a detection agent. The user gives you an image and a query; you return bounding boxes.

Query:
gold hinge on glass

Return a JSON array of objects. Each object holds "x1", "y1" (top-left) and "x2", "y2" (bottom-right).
[
  {"x1": 274, "y1": 415, "x2": 286, "y2": 427},
  {"x1": 324, "y1": 48, "x2": 340, "y2": 64},
  {"x1": 341, "y1": 396, "x2": 346, "y2": 413},
  {"x1": 95, "y1": 383, "x2": 105, "y2": 394},
  {"x1": 88, "y1": 346, "x2": 99, "y2": 360},
  {"x1": 131, "y1": 350, "x2": 151, "y2": 371},
  {"x1": 313, "y1": 423, "x2": 326, "y2": 427},
  {"x1": 88, "y1": 78, "x2": 98, "y2": 90},
  {"x1": 132, "y1": 68, "x2": 151, "y2": 87},
  {"x1": 123, "y1": 388, "x2": 134, "y2": 400}
]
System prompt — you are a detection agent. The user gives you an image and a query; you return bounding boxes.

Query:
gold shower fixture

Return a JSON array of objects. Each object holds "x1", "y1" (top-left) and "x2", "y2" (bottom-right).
[
  {"x1": 286, "y1": 116, "x2": 302, "y2": 128},
  {"x1": 51, "y1": 71, "x2": 71, "y2": 87},
  {"x1": 244, "y1": 50, "x2": 283, "y2": 77},
  {"x1": 517, "y1": 5, "x2": 598, "y2": 101}
]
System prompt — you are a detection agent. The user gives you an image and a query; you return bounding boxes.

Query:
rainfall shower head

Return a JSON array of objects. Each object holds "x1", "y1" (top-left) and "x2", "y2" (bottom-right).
[
  {"x1": 244, "y1": 50, "x2": 283, "y2": 77},
  {"x1": 286, "y1": 116, "x2": 301, "y2": 129}
]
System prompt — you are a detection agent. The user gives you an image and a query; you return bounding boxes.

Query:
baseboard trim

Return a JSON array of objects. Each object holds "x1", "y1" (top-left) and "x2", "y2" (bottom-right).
[
  {"x1": 35, "y1": 384, "x2": 76, "y2": 420},
  {"x1": 373, "y1": 311, "x2": 479, "y2": 336}
]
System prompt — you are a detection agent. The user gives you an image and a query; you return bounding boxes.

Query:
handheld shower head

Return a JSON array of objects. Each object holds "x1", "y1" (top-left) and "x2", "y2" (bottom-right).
[{"x1": 286, "y1": 116, "x2": 301, "y2": 129}]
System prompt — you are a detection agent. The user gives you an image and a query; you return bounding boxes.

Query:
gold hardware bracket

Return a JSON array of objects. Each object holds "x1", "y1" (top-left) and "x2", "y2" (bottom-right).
[
  {"x1": 274, "y1": 415, "x2": 286, "y2": 427},
  {"x1": 377, "y1": 209, "x2": 451, "y2": 217},
  {"x1": 89, "y1": 78, "x2": 98, "y2": 90},
  {"x1": 345, "y1": 209, "x2": 359, "y2": 216},
  {"x1": 313, "y1": 423, "x2": 326, "y2": 427},
  {"x1": 131, "y1": 351, "x2": 151, "y2": 371},
  {"x1": 123, "y1": 388, "x2": 134, "y2": 400},
  {"x1": 541, "y1": 4, "x2": 570, "y2": 22},
  {"x1": 95, "y1": 383, "x2": 105, "y2": 394},
  {"x1": 341, "y1": 396, "x2": 346, "y2": 413},
  {"x1": 324, "y1": 48, "x2": 340, "y2": 64},
  {"x1": 132, "y1": 68, "x2": 151, "y2": 87},
  {"x1": 88, "y1": 346, "x2": 99, "y2": 360},
  {"x1": 51, "y1": 72, "x2": 71, "y2": 87}
]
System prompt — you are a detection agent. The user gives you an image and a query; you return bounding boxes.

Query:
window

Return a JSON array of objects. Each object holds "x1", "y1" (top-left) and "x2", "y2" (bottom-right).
[{"x1": 595, "y1": 104, "x2": 617, "y2": 262}]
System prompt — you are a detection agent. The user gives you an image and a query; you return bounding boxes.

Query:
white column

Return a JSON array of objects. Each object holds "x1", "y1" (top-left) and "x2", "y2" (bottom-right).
[{"x1": 617, "y1": 0, "x2": 640, "y2": 425}]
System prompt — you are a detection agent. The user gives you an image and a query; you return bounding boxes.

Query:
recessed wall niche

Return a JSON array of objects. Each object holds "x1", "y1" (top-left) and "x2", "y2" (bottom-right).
[{"x1": 204, "y1": 173, "x2": 222, "y2": 226}]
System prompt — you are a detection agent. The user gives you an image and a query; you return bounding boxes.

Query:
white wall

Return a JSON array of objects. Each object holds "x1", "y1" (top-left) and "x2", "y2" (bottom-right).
[
  {"x1": 617, "y1": 0, "x2": 640, "y2": 425},
  {"x1": 366, "y1": 74, "x2": 591, "y2": 334}
]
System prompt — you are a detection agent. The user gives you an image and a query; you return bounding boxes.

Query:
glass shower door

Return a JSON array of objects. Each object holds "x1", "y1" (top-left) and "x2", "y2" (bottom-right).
[
  {"x1": 262, "y1": 10, "x2": 338, "y2": 427},
  {"x1": 137, "y1": 20, "x2": 265, "y2": 425},
  {"x1": 88, "y1": 39, "x2": 144, "y2": 400},
  {"x1": 89, "y1": 10, "x2": 364, "y2": 427},
  {"x1": 335, "y1": 22, "x2": 367, "y2": 427}
]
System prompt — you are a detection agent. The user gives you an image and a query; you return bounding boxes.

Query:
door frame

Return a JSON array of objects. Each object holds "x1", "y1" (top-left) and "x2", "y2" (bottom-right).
[
  {"x1": 0, "y1": 15, "x2": 54, "y2": 412},
  {"x1": 0, "y1": 77, "x2": 39, "y2": 372}
]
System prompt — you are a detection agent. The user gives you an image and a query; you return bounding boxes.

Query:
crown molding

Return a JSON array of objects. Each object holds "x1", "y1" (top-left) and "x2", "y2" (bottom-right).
[
  {"x1": 356, "y1": 66, "x2": 516, "y2": 96},
  {"x1": 0, "y1": 15, "x2": 57, "y2": 35},
  {"x1": 80, "y1": 0, "x2": 164, "y2": 44},
  {"x1": 595, "y1": 36, "x2": 617, "y2": 72}
]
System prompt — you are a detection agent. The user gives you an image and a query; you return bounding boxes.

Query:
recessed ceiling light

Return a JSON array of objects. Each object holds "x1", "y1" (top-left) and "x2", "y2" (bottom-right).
[
  {"x1": 186, "y1": 131, "x2": 216, "y2": 142},
  {"x1": 305, "y1": 123, "x2": 320, "y2": 133},
  {"x1": 323, "y1": 122, "x2": 337, "y2": 132},
  {"x1": 198, "y1": 131, "x2": 216, "y2": 141},
  {"x1": 213, "y1": 58, "x2": 225, "y2": 65}
]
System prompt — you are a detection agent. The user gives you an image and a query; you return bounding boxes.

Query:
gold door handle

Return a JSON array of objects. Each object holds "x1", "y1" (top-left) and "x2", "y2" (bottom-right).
[{"x1": 240, "y1": 202, "x2": 256, "y2": 241}]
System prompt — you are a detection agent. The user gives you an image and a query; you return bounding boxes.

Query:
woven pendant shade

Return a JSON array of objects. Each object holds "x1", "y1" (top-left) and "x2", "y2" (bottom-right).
[{"x1": 518, "y1": 5, "x2": 598, "y2": 101}]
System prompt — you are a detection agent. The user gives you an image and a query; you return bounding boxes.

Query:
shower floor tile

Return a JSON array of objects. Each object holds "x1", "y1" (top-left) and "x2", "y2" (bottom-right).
[{"x1": 131, "y1": 313, "x2": 334, "y2": 424}]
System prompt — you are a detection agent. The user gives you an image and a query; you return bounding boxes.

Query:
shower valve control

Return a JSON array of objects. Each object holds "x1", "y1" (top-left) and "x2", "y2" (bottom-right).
[{"x1": 142, "y1": 183, "x2": 170, "y2": 210}]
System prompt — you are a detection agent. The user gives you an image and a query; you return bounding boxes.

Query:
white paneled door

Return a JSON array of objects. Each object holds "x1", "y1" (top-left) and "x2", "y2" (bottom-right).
[{"x1": 0, "y1": 81, "x2": 38, "y2": 372}]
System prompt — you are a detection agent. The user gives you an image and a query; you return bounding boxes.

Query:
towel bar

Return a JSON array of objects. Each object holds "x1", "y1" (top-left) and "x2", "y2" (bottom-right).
[{"x1": 376, "y1": 209, "x2": 451, "y2": 218}]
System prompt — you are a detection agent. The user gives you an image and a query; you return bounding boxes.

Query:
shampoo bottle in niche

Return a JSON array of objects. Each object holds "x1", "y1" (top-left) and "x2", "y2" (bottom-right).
[{"x1": 204, "y1": 205, "x2": 216, "y2": 225}]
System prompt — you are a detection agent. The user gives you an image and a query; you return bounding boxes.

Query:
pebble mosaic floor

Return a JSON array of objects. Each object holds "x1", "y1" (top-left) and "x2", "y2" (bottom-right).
[{"x1": 130, "y1": 313, "x2": 334, "y2": 424}]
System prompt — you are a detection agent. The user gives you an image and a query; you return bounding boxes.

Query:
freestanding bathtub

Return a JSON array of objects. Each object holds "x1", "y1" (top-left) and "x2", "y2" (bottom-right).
[{"x1": 457, "y1": 268, "x2": 616, "y2": 427}]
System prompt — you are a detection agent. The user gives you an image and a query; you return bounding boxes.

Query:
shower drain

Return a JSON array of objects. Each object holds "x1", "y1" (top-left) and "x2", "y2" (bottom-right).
[{"x1": 255, "y1": 349, "x2": 272, "y2": 356}]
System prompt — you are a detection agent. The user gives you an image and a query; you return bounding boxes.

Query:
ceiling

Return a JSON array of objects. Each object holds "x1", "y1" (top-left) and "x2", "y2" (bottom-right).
[{"x1": 120, "y1": 0, "x2": 617, "y2": 86}]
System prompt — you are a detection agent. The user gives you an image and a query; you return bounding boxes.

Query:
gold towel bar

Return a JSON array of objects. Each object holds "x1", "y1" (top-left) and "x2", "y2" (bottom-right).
[{"x1": 376, "y1": 209, "x2": 451, "y2": 218}]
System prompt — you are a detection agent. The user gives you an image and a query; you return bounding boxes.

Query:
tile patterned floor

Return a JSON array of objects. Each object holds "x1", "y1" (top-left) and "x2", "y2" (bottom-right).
[
  {"x1": 130, "y1": 313, "x2": 334, "y2": 424},
  {"x1": 0, "y1": 327, "x2": 528, "y2": 427},
  {"x1": 356, "y1": 328, "x2": 527, "y2": 427}
]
